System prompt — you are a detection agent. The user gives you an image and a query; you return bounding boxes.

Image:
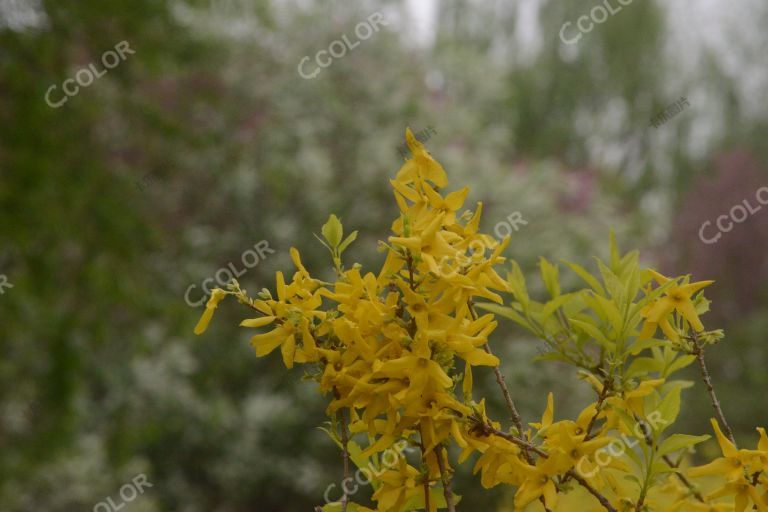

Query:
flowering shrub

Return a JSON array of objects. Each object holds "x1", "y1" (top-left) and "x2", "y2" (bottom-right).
[{"x1": 195, "y1": 129, "x2": 767, "y2": 512}]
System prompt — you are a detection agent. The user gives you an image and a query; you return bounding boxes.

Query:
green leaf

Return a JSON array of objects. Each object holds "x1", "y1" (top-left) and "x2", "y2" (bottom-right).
[
  {"x1": 541, "y1": 293, "x2": 573, "y2": 322},
  {"x1": 539, "y1": 257, "x2": 561, "y2": 298},
  {"x1": 338, "y1": 230, "x2": 358, "y2": 254},
  {"x1": 322, "y1": 214, "x2": 344, "y2": 248},
  {"x1": 664, "y1": 354, "x2": 696, "y2": 377},
  {"x1": 596, "y1": 258, "x2": 624, "y2": 302},
  {"x1": 656, "y1": 386, "x2": 682, "y2": 433},
  {"x1": 650, "y1": 459, "x2": 675, "y2": 477},
  {"x1": 562, "y1": 260, "x2": 606, "y2": 297},
  {"x1": 476, "y1": 302, "x2": 531, "y2": 330},
  {"x1": 569, "y1": 318, "x2": 613, "y2": 350},
  {"x1": 507, "y1": 261, "x2": 530, "y2": 308},
  {"x1": 628, "y1": 338, "x2": 667, "y2": 355},
  {"x1": 584, "y1": 293, "x2": 623, "y2": 336},
  {"x1": 626, "y1": 356, "x2": 661, "y2": 377},
  {"x1": 657, "y1": 434, "x2": 710, "y2": 457}
]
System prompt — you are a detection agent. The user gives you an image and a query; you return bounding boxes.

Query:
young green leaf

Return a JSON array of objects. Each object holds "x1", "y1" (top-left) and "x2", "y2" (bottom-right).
[
  {"x1": 322, "y1": 214, "x2": 344, "y2": 248},
  {"x1": 338, "y1": 230, "x2": 358, "y2": 254},
  {"x1": 539, "y1": 257, "x2": 561, "y2": 298},
  {"x1": 657, "y1": 434, "x2": 710, "y2": 457}
]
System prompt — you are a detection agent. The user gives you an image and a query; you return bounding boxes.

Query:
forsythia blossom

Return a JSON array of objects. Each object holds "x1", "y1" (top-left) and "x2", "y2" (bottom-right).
[{"x1": 194, "y1": 129, "x2": 766, "y2": 512}]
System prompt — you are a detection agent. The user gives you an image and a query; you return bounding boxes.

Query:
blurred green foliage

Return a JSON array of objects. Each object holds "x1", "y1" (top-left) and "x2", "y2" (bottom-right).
[{"x1": 1, "y1": 0, "x2": 767, "y2": 510}]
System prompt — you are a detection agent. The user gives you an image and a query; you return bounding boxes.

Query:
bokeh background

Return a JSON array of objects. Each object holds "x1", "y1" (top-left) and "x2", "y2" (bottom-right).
[{"x1": 2, "y1": 0, "x2": 768, "y2": 510}]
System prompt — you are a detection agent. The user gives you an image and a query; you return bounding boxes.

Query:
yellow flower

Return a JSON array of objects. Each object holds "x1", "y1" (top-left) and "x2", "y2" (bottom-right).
[
  {"x1": 688, "y1": 419, "x2": 768, "y2": 511},
  {"x1": 193, "y1": 288, "x2": 228, "y2": 335},
  {"x1": 395, "y1": 127, "x2": 448, "y2": 188},
  {"x1": 371, "y1": 459, "x2": 430, "y2": 512},
  {"x1": 640, "y1": 270, "x2": 713, "y2": 342},
  {"x1": 514, "y1": 456, "x2": 560, "y2": 510},
  {"x1": 238, "y1": 248, "x2": 325, "y2": 368}
]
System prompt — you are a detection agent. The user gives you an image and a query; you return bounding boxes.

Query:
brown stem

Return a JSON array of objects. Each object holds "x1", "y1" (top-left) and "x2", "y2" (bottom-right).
[
  {"x1": 468, "y1": 301, "x2": 527, "y2": 439},
  {"x1": 407, "y1": 254, "x2": 417, "y2": 291},
  {"x1": 691, "y1": 332, "x2": 736, "y2": 445},
  {"x1": 485, "y1": 425, "x2": 549, "y2": 458},
  {"x1": 584, "y1": 372, "x2": 612, "y2": 441},
  {"x1": 479, "y1": 425, "x2": 615, "y2": 512},
  {"x1": 469, "y1": 301, "x2": 551, "y2": 511},
  {"x1": 484, "y1": 344, "x2": 527, "y2": 433},
  {"x1": 567, "y1": 470, "x2": 617, "y2": 512},
  {"x1": 436, "y1": 444, "x2": 456, "y2": 512},
  {"x1": 667, "y1": 460, "x2": 705, "y2": 503}
]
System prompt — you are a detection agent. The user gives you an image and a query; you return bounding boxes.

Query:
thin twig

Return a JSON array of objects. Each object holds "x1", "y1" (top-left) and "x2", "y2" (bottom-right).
[
  {"x1": 436, "y1": 444, "x2": 456, "y2": 512},
  {"x1": 691, "y1": 332, "x2": 736, "y2": 445},
  {"x1": 474, "y1": 419, "x2": 616, "y2": 511},
  {"x1": 666, "y1": 460, "x2": 705, "y2": 503},
  {"x1": 481, "y1": 425, "x2": 616, "y2": 512},
  {"x1": 567, "y1": 470, "x2": 618, "y2": 512},
  {"x1": 584, "y1": 371, "x2": 612, "y2": 441},
  {"x1": 484, "y1": 344, "x2": 528, "y2": 434},
  {"x1": 484, "y1": 425, "x2": 548, "y2": 458},
  {"x1": 468, "y1": 302, "x2": 527, "y2": 439}
]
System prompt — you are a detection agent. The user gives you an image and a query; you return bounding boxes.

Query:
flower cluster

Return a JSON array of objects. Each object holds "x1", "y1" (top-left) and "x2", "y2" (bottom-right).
[{"x1": 195, "y1": 129, "x2": 766, "y2": 512}]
